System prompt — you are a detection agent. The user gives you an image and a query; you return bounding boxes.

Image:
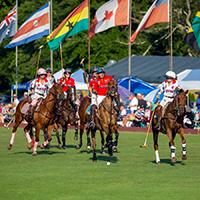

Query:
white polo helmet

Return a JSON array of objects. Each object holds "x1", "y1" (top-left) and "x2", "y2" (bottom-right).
[
  {"x1": 37, "y1": 68, "x2": 47, "y2": 76},
  {"x1": 165, "y1": 71, "x2": 176, "y2": 79}
]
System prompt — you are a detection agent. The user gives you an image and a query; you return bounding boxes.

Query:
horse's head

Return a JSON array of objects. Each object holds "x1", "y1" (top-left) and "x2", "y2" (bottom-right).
[
  {"x1": 49, "y1": 83, "x2": 64, "y2": 101},
  {"x1": 107, "y1": 79, "x2": 118, "y2": 97},
  {"x1": 174, "y1": 89, "x2": 188, "y2": 116}
]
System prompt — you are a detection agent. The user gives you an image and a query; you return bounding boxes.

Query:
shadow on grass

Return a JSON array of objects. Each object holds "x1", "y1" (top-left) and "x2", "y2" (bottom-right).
[
  {"x1": 89, "y1": 155, "x2": 119, "y2": 163},
  {"x1": 12, "y1": 150, "x2": 66, "y2": 155},
  {"x1": 150, "y1": 158, "x2": 186, "y2": 166},
  {"x1": 49, "y1": 144, "x2": 77, "y2": 149}
]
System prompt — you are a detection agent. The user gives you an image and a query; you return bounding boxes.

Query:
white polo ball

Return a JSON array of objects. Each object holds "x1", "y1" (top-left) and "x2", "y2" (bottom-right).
[{"x1": 106, "y1": 162, "x2": 111, "y2": 166}]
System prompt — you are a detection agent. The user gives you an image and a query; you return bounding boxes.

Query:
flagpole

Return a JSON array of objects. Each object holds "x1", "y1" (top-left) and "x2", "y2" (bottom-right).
[
  {"x1": 59, "y1": 42, "x2": 64, "y2": 71},
  {"x1": 49, "y1": 0, "x2": 53, "y2": 72},
  {"x1": 88, "y1": 0, "x2": 91, "y2": 72},
  {"x1": 128, "y1": 0, "x2": 132, "y2": 91},
  {"x1": 15, "y1": 0, "x2": 18, "y2": 96},
  {"x1": 169, "y1": 0, "x2": 173, "y2": 71}
]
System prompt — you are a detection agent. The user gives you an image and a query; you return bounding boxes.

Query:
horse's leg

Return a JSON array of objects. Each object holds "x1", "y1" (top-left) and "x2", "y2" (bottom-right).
[
  {"x1": 166, "y1": 127, "x2": 176, "y2": 163},
  {"x1": 113, "y1": 126, "x2": 119, "y2": 152},
  {"x1": 24, "y1": 124, "x2": 34, "y2": 149},
  {"x1": 153, "y1": 129, "x2": 160, "y2": 164},
  {"x1": 8, "y1": 113, "x2": 23, "y2": 150},
  {"x1": 91, "y1": 128, "x2": 97, "y2": 161},
  {"x1": 32, "y1": 125, "x2": 41, "y2": 156},
  {"x1": 86, "y1": 127, "x2": 91, "y2": 152},
  {"x1": 178, "y1": 127, "x2": 187, "y2": 160},
  {"x1": 55, "y1": 129, "x2": 62, "y2": 148},
  {"x1": 74, "y1": 122, "x2": 79, "y2": 148},
  {"x1": 61, "y1": 125, "x2": 67, "y2": 149},
  {"x1": 78, "y1": 123, "x2": 84, "y2": 149},
  {"x1": 106, "y1": 133, "x2": 113, "y2": 157},
  {"x1": 99, "y1": 130, "x2": 105, "y2": 154}
]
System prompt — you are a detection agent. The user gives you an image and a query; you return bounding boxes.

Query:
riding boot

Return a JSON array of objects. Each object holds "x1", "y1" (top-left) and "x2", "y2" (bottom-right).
[
  {"x1": 89, "y1": 105, "x2": 97, "y2": 129},
  {"x1": 27, "y1": 105, "x2": 34, "y2": 121}
]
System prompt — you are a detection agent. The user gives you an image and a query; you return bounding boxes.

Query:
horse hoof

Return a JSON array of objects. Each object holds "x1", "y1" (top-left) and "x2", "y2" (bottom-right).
[
  {"x1": 182, "y1": 155, "x2": 187, "y2": 160},
  {"x1": 76, "y1": 144, "x2": 81, "y2": 149},
  {"x1": 32, "y1": 152, "x2": 37, "y2": 156},
  {"x1": 112, "y1": 146, "x2": 118, "y2": 153},
  {"x1": 171, "y1": 157, "x2": 176, "y2": 164},
  {"x1": 57, "y1": 144, "x2": 62, "y2": 149},
  {"x1": 8, "y1": 144, "x2": 12, "y2": 150},
  {"x1": 27, "y1": 142, "x2": 33, "y2": 150},
  {"x1": 156, "y1": 161, "x2": 160, "y2": 164},
  {"x1": 40, "y1": 144, "x2": 45, "y2": 149},
  {"x1": 62, "y1": 145, "x2": 67, "y2": 149}
]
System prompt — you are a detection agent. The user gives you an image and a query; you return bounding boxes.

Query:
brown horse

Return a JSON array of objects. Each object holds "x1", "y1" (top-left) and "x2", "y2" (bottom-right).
[
  {"x1": 152, "y1": 89, "x2": 188, "y2": 164},
  {"x1": 54, "y1": 97, "x2": 79, "y2": 149},
  {"x1": 91, "y1": 79, "x2": 119, "y2": 161},
  {"x1": 8, "y1": 83, "x2": 64, "y2": 155}
]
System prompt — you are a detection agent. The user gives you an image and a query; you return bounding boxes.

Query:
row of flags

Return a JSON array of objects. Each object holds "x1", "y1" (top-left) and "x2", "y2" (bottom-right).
[{"x1": 0, "y1": 0, "x2": 199, "y2": 52}]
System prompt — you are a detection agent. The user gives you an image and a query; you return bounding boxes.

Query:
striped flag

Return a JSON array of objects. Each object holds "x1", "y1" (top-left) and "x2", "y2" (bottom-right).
[
  {"x1": 0, "y1": 6, "x2": 16, "y2": 43},
  {"x1": 5, "y1": 3, "x2": 50, "y2": 48},
  {"x1": 47, "y1": 0, "x2": 89, "y2": 51},
  {"x1": 130, "y1": 0, "x2": 169, "y2": 43},
  {"x1": 89, "y1": 0, "x2": 129, "y2": 38}
]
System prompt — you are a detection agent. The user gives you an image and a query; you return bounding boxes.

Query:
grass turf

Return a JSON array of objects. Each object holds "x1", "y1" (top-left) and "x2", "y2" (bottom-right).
[{"x1": 0, "y1": 127, "x2": 200, "y2": 200}]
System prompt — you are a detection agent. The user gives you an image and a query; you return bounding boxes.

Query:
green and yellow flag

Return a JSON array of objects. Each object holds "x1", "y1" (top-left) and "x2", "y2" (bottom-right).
[
  {"x1": 47, "y1": 0, "x2": 88, "y2": 50},
  {"x1": 185, "y1": 11, "x2": 200, "y2": 52}
]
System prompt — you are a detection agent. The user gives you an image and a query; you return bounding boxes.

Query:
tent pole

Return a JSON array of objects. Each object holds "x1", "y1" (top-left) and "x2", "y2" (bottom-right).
[{"x1": 128, "y1": 0, "x2": 132, "y2": 91}]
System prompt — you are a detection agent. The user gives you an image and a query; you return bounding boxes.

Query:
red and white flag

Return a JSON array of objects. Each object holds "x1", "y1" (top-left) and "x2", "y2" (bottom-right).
[
  {"x1": 89, "y1": 0, "x2": 129, "y2": 38},
  {"x1": 130, "y1": 0, "x2": 169, "y2": 43}
]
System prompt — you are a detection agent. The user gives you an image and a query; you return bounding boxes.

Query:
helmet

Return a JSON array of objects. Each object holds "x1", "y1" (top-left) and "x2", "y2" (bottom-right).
[
  {"x1": 97, "y1": 67, "x2": 105, "y2": 74},
  {"x1": 46, "y1": 68, "x2": 52, "y2": 73},
  {"x1": 92, "y1": 67, "x2": 98, "y2": 73},
  {"x1": 165, "y1": 71, "x2": 176, "y2": 79},
  {"x1": 64, "y1": 68, "x2": 72, "y2": 74},
  {"x1": 37, "y1": 68, "x2": 47, "y2": 76}
]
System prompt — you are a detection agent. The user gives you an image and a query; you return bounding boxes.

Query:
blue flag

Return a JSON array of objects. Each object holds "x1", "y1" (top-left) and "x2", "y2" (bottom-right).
[{"x1": 0, "y1": 6, "x2": 16, "y2": 43}]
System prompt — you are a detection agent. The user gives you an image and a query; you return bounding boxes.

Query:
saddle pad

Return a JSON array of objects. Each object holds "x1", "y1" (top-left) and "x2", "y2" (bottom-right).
[
  {"x1": 86, "y1": 104, "x2": 92, "y2": 115},
  {"x1": 21, "y1": 102, "x2": 30, "y2": 114}
]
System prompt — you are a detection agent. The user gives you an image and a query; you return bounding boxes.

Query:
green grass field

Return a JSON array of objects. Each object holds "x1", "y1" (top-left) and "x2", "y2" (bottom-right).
[{"x1": 0, "y1": 127, "x2": 200, "y2": 200}]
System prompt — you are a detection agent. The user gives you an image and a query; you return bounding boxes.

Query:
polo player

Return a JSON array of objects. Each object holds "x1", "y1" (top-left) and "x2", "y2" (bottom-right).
[
  {"x1": 28, "y1": 68, "x2": 50, "y2": 120},
  {"x1": 89, "y1": 67, "x2": 119, "y2": 128},
  {"x1": 46, "y1": 68, "x2": 55, "y2": 89},
  {"x1": 155, "y1": 70, "x2": 181, "y2": 129},
  {"x1": 59, "y1": 68, "x2": 77, "y2": 114}
]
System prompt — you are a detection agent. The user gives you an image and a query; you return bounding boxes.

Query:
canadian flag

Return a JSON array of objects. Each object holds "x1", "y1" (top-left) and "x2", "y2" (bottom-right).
[{"x1": 89, "y1": 0, "x2": 129, "y2": 38}]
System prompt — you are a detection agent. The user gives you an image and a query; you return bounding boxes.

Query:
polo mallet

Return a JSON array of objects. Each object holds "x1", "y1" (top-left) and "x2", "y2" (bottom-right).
[
  {"x1": 35, "y1": 45, "x2": 44, "y2": 78},
  {"x1": 140, "y1": 108, "x2": 156, "y2": 148}
]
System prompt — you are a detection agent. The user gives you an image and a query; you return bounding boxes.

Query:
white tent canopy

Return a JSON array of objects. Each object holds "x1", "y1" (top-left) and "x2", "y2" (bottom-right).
[
  {"x1": 54, "y1": 69, "x2": 88, "y2": 90},
  {"x1": 177, "y1": 69, "x2": 200, "y2": 90}
]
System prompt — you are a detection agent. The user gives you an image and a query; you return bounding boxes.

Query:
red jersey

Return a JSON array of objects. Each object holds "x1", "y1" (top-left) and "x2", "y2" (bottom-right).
[
  {"x1": 89, "y1": 77, "x2": 98, "y2": 93},
  {"x1": 59, "y1": 77, "x2": 75, "y2": 92},
  {"x1": 97, "y1": 75, "x2": 113, "y2": 96}
]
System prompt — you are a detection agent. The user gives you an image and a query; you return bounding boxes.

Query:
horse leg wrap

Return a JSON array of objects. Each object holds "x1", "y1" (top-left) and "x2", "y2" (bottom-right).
[
  {"x1": 170, "y1": 146, "x2": 176, "y2": 158},
  {"x1": 25, "y1": 132, "x2": 32, "y2": 144},
  {"x1": 10, "y1": 132, "x2": 16, "y2": 145},
  {"x1": 33, "y1": 141, "x2": 38, "y2": 153},
  {"x1": 155, "y1": 150, "x2": 160, "y2": 163},
  {"x1": 182, "y1": 143, "x2": 187, "y2": 156}
]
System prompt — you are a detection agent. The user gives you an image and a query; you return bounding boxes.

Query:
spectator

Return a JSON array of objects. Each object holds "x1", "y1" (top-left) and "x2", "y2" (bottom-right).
[
  {"x1": 0, "y1": 103, "x2": 5, "y2": 123},
  {"x1": 137, "y1": 93, "x2": 147, "y2": 109},
  {"x1": 128, "y1": 94, "x2": 138, "y2": 113}
]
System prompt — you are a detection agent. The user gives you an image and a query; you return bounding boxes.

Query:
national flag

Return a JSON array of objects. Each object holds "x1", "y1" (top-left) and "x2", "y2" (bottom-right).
[
  {"x1": 47, "y1": 0, "x2": 89, "y2": 51},
  {"x1": 5, "y1": 3, "x2": 50, "y2": 48},
  {"x1": 130, "y1": 0, "x2": 169, "y2": 43},
  {"x1": 185, "y1": 12, "x2": 200, "y2": 52},
  {"x1": 89, "y1": 0, "x2": 129, "y2": 38},
  {"x1": 0, "y1": 6, "x2": 16, "y2": 43}
]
